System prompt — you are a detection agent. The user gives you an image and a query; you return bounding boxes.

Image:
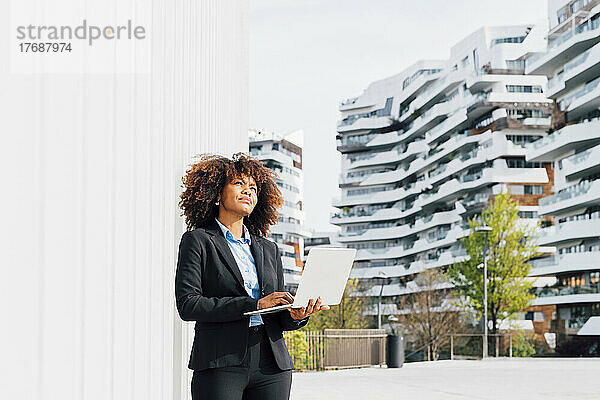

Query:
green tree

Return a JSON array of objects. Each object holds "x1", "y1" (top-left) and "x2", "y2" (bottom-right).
[
  {"x1": 305, "y1": 278, "x2": 367, "y2": 330},
  {"x1": 447, "y1": 191, "x2": 538, "y2": 337}
]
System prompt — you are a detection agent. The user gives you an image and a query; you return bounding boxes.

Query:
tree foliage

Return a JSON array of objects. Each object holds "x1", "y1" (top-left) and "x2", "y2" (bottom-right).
[
  {"x1": 304, "y1": 278, "x2": 367, "y2": 330},
  {"x1": 447, "y1": 191, "x2": 538, "y2": 335}
]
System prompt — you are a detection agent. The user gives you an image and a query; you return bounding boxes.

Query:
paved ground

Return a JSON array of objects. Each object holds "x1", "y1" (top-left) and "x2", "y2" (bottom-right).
[{"x1": 290, "y1": 358, "x2": 600, "y2": 400}]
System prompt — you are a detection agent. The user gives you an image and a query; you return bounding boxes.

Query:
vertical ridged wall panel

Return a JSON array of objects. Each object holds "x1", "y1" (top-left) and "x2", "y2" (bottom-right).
[{"x1": 0, "y1": 1, "x2": 248, "y2": 399}]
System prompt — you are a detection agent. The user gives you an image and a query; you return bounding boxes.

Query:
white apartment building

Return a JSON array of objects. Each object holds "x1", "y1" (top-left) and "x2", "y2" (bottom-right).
[
  {"x1": 525, "y1": 0, "x2": 600, "y2": 336},
  {"x1": 333, "y1": 25, "x2": 553, "y2": 318},
  {"x1": 303, "y1": 231, "x2": 342, "y2": 259},
  {"x1": 249, "y1": 129, "x2": 309, "y2": 290}
]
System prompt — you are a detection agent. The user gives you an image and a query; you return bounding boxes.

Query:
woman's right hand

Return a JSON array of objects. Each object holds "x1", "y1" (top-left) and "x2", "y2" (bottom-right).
[{"x1": 257, "y1": 292, "x2": 294, "y2": 309}]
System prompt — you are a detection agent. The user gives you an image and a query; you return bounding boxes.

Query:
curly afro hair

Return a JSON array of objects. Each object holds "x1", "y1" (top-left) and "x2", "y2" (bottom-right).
[{"x1": 179, "y1": 152, "x2": 284, "y2": 237}]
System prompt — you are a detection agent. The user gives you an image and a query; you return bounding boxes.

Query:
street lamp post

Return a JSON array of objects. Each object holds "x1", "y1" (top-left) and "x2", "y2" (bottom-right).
[
  {"x1": 476, "y1": 225, "x2": 492, "y2": 359},
  {"x1": 376, "y1": 272, "x2": 388, "y2": 330}
]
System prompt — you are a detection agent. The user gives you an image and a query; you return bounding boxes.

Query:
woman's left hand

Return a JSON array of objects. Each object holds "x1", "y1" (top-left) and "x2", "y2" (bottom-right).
[{"x1": 288, "y1": 296, "x2": 330, "y2": 320}]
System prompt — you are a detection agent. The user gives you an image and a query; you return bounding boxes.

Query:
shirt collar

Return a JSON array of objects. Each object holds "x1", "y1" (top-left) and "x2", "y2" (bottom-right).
[{"x1": 214, "y1": 218, "x2": 251, "y2": 244}]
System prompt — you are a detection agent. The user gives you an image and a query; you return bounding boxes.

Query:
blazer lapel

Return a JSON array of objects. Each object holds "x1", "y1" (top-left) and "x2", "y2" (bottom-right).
[
  {"x1": 249, "y1": 235, "x2": 264, "y2": 292},
  {"x1": 205, "y1": 219, "x2": 246, "y2": 292}
]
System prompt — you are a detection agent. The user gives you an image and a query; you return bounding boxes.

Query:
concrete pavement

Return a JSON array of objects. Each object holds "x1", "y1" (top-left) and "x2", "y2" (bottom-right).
[{"x1": 290, "y1": 358, "x2": 600, "y2": 399}]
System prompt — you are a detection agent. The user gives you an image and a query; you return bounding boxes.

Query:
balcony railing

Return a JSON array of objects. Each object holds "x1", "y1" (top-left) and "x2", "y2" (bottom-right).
[
  {"x1": 460, "y1": 171, "x2": 483, "y2": 183},
  {"x1": 536, "y1": 284, "x2": 600, "y2": 298},
  {"x1": 558, "y1": 74, "x2": 600, "y2": 110},
  {"x1": 565, "y1": 147, "x2": 593, "y2": 166},
  {"x1": 338, "y1": 133, "x2": 378, "y2": 146},
  {"x1": 526, "y1": 17, "x2": 600, "y2": 68},
  {"x1": 429, "y1": 164, "x2": 447, "y2": 178},
  {"x1": 466, "y1": 92, "x2": 489, "y2": 108},
  {"x1": 539, "y1": 179, "x2": 593, "y2": 207},
  {"x1": 547, "y1": 47, "x2": 592, "y2": 89},
  {"x1": 462, "y1": 192, "x2": 490, "y2": 208},
  {"x1": 331, "y1": 208, "x2": 380, "y2": 219}
]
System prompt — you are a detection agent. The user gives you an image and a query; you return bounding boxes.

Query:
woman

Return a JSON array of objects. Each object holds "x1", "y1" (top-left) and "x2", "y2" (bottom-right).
[{"x1": 175, "y1": 152, "x2": 328, "y2": 400}]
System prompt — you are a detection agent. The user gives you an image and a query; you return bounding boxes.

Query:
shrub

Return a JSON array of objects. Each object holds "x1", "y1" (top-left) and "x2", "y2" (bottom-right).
[
  {"x1": 512, "y1": 330, "x2": 536, "y2": 357},
  {"x1": 286, "y1": 330, "x2": 309, "y2": 370}
]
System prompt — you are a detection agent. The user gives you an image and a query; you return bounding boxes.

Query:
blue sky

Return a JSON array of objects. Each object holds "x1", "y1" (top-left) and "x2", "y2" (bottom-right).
[{"x1": 249, "y1": 0, "x2": 548, "y2": 232}]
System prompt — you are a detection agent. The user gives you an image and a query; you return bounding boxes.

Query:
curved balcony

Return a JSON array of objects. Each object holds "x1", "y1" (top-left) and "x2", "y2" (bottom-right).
[
  {"x1": 539, "y1": 218, "x2": 600, "y2": 246},
  {"x1": 425, "y1": 109, "x2": 469, "y2": 144},
  {"x1": 396, "y1": 69, "x2": 443, "y2": 109},
  {"x1": 532, "y1": 286, "x2": 600, "y2": 306},
  {"x1": 272, "y1": 221, "x2": 309, "y2": 237},
  {"x1": 539, "y1": 179, "x2": 600, "y2": 216},
  {"x1": 529, "y1": 251, "x2": 600, "y2": 277},
  {"x1": 469, "y1": 91, "x2": 552, "y2": 115},
  {"x1": 562, "y1": 142, "x2": 600, "y2": 180},
  {"x1": 418, "y1": 164, "x2": 548, "y2": 210},
  {"x1": 350, "y1": 265, "x2": 410, "y2": 279},
  {"x1": 350, "y1": 251, "x2": 466, "y2": 281},
  {"x1": 411, "y1": 70, "x2": 464, "y2": 112},
  {"x1": 347, "y1": 140, "x2": 427, "y2": 170},
  {"x1": 331, "y1": 206, "x2": 402, "y2": 224},
  {"x1": 338, "y1": 209, "x2": 460, "y2": 243},
  {"x1": 251, "y1": 149, "x2": 294, "y2": 166},
  {"x1": 337, "y1": 116, "x2": 392, "y2": 133},
  {"x1": 331, "y1": 200, "x2": 424, "y2": 225},
  {"x1": 397, "y1": 98, "x2": 464, "y2": 144},
  {"x1": 547, "y1": 42, "x2": 600, "y2": 98},
  {"x1": 357, "y1": 280, "x2": 454, "y2": 297},
  {"x1": 339, "y1": 167, "x2": 394, "y2": 185},
  {"x1": 353, "y1": 226, "x2": 466, "y2": 262},
  {"x1": 526, "y1": 18, "x2": 600, "y2": 76},
  {"x1": 558, "y1": 74, "x2": 600, "y2": 121},
  {"x1": 332, "y1": 182, "x2": 421, "y2": 207},
  {"x1": 339, "y1": 97, "x2": 375, "y2": 112},
  {"x1": 526, "y1": 120, "x2": 600, "y2": 162}
]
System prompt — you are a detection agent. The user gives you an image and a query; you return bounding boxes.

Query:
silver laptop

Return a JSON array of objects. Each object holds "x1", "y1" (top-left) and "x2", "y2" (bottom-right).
[{"x1": 244, "y1": 247, "x2": 357, "y2": 316}]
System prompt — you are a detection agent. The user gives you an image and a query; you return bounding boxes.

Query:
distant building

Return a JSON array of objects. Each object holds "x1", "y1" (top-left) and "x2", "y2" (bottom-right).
[
  {"x1": 249, "y1": 129, "x2": 310, "y2": 291},
  {"x1": 333, "y1": 25, "x2": 553, "y2": 318}
]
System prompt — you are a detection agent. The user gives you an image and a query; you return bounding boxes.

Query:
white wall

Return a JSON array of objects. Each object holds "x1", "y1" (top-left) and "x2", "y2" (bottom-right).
[{"x1": 0, "y1": 1, "x2": 248, "y2": 399}]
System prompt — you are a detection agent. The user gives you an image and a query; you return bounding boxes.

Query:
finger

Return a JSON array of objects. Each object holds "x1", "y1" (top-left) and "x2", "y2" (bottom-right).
[
  {"x1": 306, "y1": 298, "x2": 316, "y2": 314},
  {"x1": 275, "y1": 292, "x2": 292, "y2": 304},
  {"x1": 284, "y1": 292, "x2": 294, "y2": 303},
  {"x1": 311, "y1": 297, "x2": 322, "y2": 315},
  {"x1": 321, "y1": 305, "x2": 330, "y2": 310}
]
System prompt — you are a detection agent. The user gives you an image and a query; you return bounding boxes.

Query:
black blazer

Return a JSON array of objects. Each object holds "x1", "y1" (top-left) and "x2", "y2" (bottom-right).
[{"x1": 175, "y1": 218, "x2": 309, "y2": 371}]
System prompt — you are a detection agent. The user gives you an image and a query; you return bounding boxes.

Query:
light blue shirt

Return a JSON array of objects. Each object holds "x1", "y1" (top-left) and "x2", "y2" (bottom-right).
[{"x1": 214, "y1": 218, "x2": 264, "y2": 326}]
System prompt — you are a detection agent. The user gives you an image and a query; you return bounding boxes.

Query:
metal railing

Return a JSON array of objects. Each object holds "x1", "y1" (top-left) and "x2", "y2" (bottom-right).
[
  {"x1": 405, "y1": 333, "x2": 514, "y2": 361},
  {"x1": 283, "y1": 329, "x2": 387, "y2": 370}
]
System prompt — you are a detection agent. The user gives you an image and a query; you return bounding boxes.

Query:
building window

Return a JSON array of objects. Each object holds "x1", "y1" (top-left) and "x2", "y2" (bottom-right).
[
  {"x1": 506, "y1": 158, "x2": 545, "y2": 168},
  {"x1": 506, "y1": 85, "x2": 542, "y2": 93},
  {"x1": 557, "y1": 8, "x2": 567, "y2": 24},
  {"x1": 518, "y1": 210, "x2": 539, "y2": 218},
  {"x1": 506, "y1": 59, "x2": 526, "y2": 70},
  {"x1": 491, "y1": 36, "x2": 526, "y2": 45},
  {"x1": 524, "y1": 185, "x2": 544, "y2": 195},
  {"x1": 472, "y1": 48, "x2": 479, "y2": 73}
]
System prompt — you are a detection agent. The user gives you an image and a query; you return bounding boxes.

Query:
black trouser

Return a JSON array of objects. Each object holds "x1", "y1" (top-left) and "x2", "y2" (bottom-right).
[{"x1": 191, "y1": 324, "x2": 292, "y2": 400}]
